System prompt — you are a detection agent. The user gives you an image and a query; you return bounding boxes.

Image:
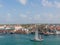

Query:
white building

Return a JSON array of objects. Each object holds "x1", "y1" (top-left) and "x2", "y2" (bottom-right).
[
  {"x1": 56, "y1": 30, "x2": 60, "y2": 34},
  {"x1": 22, "y1": 28, "x2": 29, "y2": 34},
  {"x1": 14, "y1": 25, "x2": 23, "y2": 30},
  {"x1": 0, "y1": 25, "x2": 6, "y2": 29}
]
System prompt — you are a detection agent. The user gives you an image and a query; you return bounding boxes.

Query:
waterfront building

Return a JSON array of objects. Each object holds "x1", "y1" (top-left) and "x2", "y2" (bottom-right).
[
  {"x1": 14, "y1": 25, "x2": 23, "y2": 30},
  {"x1": 55, "y1": 25, "x2": 60, "y2": 34}
]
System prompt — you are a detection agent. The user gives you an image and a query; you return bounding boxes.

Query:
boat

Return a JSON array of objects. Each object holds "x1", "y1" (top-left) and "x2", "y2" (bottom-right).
[
  {"x1": 30, "y1": 25, "x2": 43, "y2": 42},
  {"x1": 31, "y1": 35, "x2": 43, "y2": 42}
]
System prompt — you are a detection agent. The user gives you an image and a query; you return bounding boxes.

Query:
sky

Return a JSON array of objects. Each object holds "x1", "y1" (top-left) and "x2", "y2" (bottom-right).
[{"x1": 0, "y1": 0, "x2": 60, "y2": 24}]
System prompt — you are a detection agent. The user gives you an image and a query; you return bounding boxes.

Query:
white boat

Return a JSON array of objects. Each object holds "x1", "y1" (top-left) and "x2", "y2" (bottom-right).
[{"x1": 31, "y1": 25, "x2": 43, "y2": 42}]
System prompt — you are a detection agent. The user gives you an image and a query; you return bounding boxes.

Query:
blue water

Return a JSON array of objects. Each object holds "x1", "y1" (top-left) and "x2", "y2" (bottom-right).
[{"x1": 0, "y1": 34, "x2": 60, "y2": 45}]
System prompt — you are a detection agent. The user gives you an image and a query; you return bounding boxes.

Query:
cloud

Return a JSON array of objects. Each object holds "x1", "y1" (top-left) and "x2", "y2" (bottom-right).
[
  {"x1": 18, "y1": 12, "x2": 60, "y2": 24},
  {"x1": 54, "y1": 1, "x2": 60, "y2": 8},
  {"x1": 41, "y1": 13, "x2": 60, "y2": 23},
  {"x1": 6, "y1": 13, "x2": 12, "y2": 22},
  {"x1": 35, "y1": 13, "x2": 54, "y2": 21},
  {"x1": 16, "y1": 13, "x2": 60, "y2": 23},
  {"x1": 31, "y1": 2, "x2": 37, "y2": 7},
  {"x1": 33, "y1": 15, "x2": 41, "y2": 20},
  {"x1": 18, "y1": 0, "x2": 27, "y2": 5},
  {"x1": 34, "y1": 13, "x2": 56, "y2": 22},
  {"x1": 41, "y1": 0, "x2": 53, "y2": 7},
  {"x1": 41, "y1": 0, "x2": 60, "y2": 8},
  {"x1": 44, "y1": 13, "x2": 53, "y2": 20},
  {"x1": 0, "y1": 4, "x2": 3, "y2": 8},
  {"x1": 19, "y1": 14, "x2": 27, "y2": 18},
  {"x1": 19, "y1": 13, "x2": 53, "y2": 22},
  {"x1": 13, "y1": 9, "x2": 16, "y2": 11},
  {"x1": 26, "y1": 11, "x2": 31, "y2": 15},
  {"x1": 34, "y1": 13, "x2": 60, "y2": 23}
]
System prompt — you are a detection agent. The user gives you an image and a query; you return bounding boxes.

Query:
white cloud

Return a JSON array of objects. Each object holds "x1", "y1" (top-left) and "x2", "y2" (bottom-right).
[
  {"x1": 33, "y1": 15, "x2": 41, "y2": 20},
  {"x1": 47, "y1": 13, "x2": 53, "y2": 18},
  {"x1": 13, "y1": 9, "x2": 16, "y2": 11},
  {"x1": 41, "y1": 13, "x2": 60, "y2": 23},
  {"x1": 18, "y1": 0, "x2": 27, "y2": 5},
  {"x1": 31, "y1": 2, "x2": 36, "y2": 7},
  {"x1": 18, "y1": 13, "x2": 60, "y2": 23},
  {"x1": 7, "y1": 13, "x2": 11, "y2": 18},
  {"x1": 0, "y1": 4, "x2": 3, "y2": 8},
  {"x1": 20, "y1": 14, "x2": 27, "y2": 18},
  {"x1": 6, "y1": 13, "x2": 12, "y2": 22},
  {"x1": 41, "y1": 0, "x2": 60, "y2": 8},
  {"x1": 41, "y1": 0, "x2": 53, "y2": 7},
  {"x1": 26, "y1": 11, "x2": 31, "y2": 15},
  {"x1": 28, "y1": 17, "x2": 32, "y2": 20},
  {"x1": 54, "y1": 1, "x2": 60, "y2": 8}
]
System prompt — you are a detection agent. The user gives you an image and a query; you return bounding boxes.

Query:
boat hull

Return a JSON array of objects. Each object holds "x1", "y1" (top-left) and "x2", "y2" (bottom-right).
[{"x1": 30, "y1": 39, "x2": 43, "y2": 42}]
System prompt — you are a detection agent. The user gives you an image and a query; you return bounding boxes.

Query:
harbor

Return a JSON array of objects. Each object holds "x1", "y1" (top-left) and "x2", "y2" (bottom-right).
[
  {"x1": 0, "y1": 24, "x2": 60, "y2": 35},
  {"x1": 0, "y1": 24, "x2": 60, "y2": 45},
  {"x1": 0, "y1": 34, "x2": 60, "y2": 45},
  {"x1": 0, "y1": 0, "x2": 60, "y2": 45}
]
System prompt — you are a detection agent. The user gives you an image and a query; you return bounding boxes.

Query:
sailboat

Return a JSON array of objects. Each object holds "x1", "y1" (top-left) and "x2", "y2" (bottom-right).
[{"x1": 31, "y1": 25, "x2": 43, "y2": 41}]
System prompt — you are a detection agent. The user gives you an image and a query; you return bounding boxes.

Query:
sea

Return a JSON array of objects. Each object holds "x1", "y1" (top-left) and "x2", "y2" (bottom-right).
[{"x1": 0, "y1": 34, "x2": 60, "y2": 45}]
